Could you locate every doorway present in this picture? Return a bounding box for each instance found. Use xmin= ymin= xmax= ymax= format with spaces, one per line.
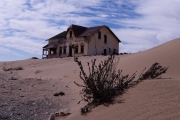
xmin=104 ymin=49 xmax=107 ymax=55
xmin=69 ymin=46 xmax=72 ymax=57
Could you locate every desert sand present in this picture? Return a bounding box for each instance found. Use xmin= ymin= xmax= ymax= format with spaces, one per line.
xmin=0 ymin=38 xmax=180 ymax=120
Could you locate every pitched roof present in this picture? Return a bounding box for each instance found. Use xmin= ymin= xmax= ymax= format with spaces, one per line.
xmin=47 ymin=31 xmax=67 ymax=40
xmin=43 ymin=44 xmax=48 ymax=48
xmin=79 ymin=25 xmax=104 ymax=36
xmin=43 ymin=44 xmax=57 ymax=49
xmin=79 ymin=25 xmax=121 ymax=42
xmin=46 ymin=24 xmax=121 ymax=42
xmin=67 ymin=24 xmax=87 ymax=37
xmin=47 ymin=44 xmax=57 ymax=48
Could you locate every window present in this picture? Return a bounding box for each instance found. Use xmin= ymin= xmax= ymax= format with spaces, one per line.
xmin=59 ymin=47 xmax=62 ymax=54
xmin=70 ymin=31 xmax=72 ymax=38
xmin=51 ymin=50 xmax=54 ymax=55
xmin=50 ymin=49 xmax=56 ymax=54
xmin=104 ymin=49 xmax=107 ymax=55
xmin=81 ymin=45 xmax=84 ymax=53
xmin=104 ymin=35 xmax=107 ymax=43
xmin=63 ymin=46 xmax=66 ymax=54
xmin=109 ymin=48 xmax=111 ymax=53
xmin=98 ymin=31 xmax=101 ymax=39
xmin=43 ymin=50 xmax=47 ymax=55
xmin=113 ymin=49 xmax=116 ymax=54
xmin=75 ymin=45 xmax=78 ymax=53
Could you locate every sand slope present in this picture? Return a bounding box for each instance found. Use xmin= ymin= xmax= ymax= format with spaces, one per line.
xmin=0 ymin=38 xmax=180 ymax=120
xmin=67 ymin=79 xmax=180 ymax=120
xmin=64 ymin=38 xmax=180 ymax=120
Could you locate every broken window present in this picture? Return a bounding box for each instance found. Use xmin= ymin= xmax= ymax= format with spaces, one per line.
xmin=63 ymin=46 xmax=66 ymax=54
xmin=81 ymin=45 xmax=84 ymax=53
xmin=59 ymin=47 xmax=62 ymax=54
xmin=113 ymin=49 xmax=116 ymax=54
xmin=98 ymin=31 xmax=101 ymax=39
xmin=104 ymin=35 xmax=107 ymax=43
xmin=50 ymin=48 xmax=56 ymax=55
xmin=70 ymin=31 xmax=72 ymax=38
xmin=75 ymin=45 xmax=78 ymax=53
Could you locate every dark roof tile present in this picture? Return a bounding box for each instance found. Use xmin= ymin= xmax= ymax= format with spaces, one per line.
xmin=47 ymin=31 xmax=67 ymax=40
xmin=79 ymin=25 xmax=104 ymax=36
xmin=68 ymin=24 xmax=87 ymax=37
xmin=46 ymin=24 xmax=120 ymax=42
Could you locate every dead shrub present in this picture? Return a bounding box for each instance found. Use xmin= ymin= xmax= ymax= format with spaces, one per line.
xmin=31 ymin=57 xmax=38 ymax=59
xmin=74 ymin=55 xmax=169 ymax=115
xmin=74 ymin=55 xmax=136 ymax=114
xmin=138 ymin=62 xmax=169 ymax=81
xmin=35 ymin=70 xmax=42 ymax=74
xmin=9 ymin=77 xmax=18 ymax=80
xmin=2 ymin=66 xmax=23 ymax=71
xmin=54 ymin=92 xmax=65 ymax=96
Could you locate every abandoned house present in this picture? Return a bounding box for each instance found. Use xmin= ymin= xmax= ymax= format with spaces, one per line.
xmin=42 ymin=24 xmax=121 ymax=58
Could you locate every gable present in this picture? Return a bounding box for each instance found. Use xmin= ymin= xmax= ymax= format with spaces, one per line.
xmin=104 ymin=26 xmax=121 ymax=43
xmin=67 ymin=24 xmax=87 ymax=37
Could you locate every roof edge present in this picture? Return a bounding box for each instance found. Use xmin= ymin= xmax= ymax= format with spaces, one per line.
xmin=104 ymin=26 xmax=121 ymax=42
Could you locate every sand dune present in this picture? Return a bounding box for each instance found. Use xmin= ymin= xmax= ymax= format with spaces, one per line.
xmin=117 ymin=38 xmax=180 ymax=78
xmin=0 ymin=38 xmax=180 ymax=120
xmin=66 ymin=79 xmax=180 ymax=120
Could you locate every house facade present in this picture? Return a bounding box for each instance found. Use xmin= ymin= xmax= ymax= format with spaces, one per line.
xmin=42 ymin=24 xmax=121 ymax=58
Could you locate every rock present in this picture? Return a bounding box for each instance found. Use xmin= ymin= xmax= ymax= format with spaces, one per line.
xmin=0 ymin=115 xmax=9 ymax=119
xmin=59 ymin=108 xmax=72 ymax=117
xmin=54 ymin=92 xmax=65 ymax=96
xmin=48 ymin=113 xmax=55 ymax=120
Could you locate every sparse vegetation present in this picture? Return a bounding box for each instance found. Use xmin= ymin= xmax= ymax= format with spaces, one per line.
xmin=31 ymin=57 xmax=38 ymax=59
xmin=138 ymin=62 xmax=169 ymax=81
xmin=74 ymin=55 xmax=136 ymax=114
xmin=35 ymin=70 xmax=42 ymax=74
xmin=3 ymin=66 xmax=23 ymax=71
xmin=54 ymin=92 xmax=65 ymax=96
xmin=9 ymin=77 xmax=18 ymax=80
xmin=74 ymin=55 xmax=169 ymax=115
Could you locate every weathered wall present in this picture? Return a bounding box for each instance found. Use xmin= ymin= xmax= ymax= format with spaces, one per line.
xmin=57 ymin=28 xmax=88 ymax=57
xmin=87 ymin=27 xmax=119 ymax=55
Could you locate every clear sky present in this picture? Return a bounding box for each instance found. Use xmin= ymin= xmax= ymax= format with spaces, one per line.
xmin=0 ymin=0 xmax=180 ymax=61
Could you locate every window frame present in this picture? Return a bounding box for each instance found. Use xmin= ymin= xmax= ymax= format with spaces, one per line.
xmin=75 ymin=45 xmax=78 ymax=53
xmin=50 ymin=48 xmax=56 ymax=55
xmin=63 ymin=46 xmax=66 ymax=54
xmin=113 ymin=49 xmax=116 ymax=54
xmin=98 ymin=31 xmax=101 ymax=39
xmin=59 ymin=47 xmax=62 ymax=54
xmin=70 ymin=31 xmax=72 ymax=38
xmin=104 ymin=35 xmax=107 ymax=44
xmin=81 ymin=45 xmax=84 ymax=53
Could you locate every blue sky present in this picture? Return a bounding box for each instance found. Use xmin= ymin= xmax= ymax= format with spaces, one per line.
xmin=0 ymin=0 xmax=180 ymax=61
